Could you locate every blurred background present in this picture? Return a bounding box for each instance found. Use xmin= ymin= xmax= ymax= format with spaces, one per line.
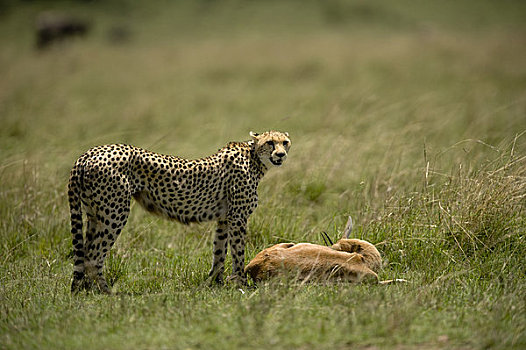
xmin=1 ymin=0 xmax=525 ymax=234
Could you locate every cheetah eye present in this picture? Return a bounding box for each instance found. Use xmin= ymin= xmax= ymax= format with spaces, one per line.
xmin=266 ymin=140 xmax=274 ymax=147
xmin=283 ymin=140 xmax=289 ymax=146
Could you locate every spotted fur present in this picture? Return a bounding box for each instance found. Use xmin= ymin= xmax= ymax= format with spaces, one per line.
xmin=68 ymin=131 xmax=291 ymax=293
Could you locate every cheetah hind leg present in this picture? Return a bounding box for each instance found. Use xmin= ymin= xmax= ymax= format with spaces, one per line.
xmin=72 ymin=267 xmax=114 ymax=294
xmin=71 ymin=212 xmax=94 ymax=293
xmin=71 ymin=210 xmax=100 ymax=293
xmin=84 ymin=228 xmax=124 ymax=295
xmin=83 ymin=223 xmax=126 ymax=294
xmin=84 ymin=260 xmax=112 ymax=294
xmin=71 ymin=271 xmax=86 ymax=293
xmin=71 ymin=263 xmax=100 ymax=293
xmin=85 ymin=193 xmax=130 ymax=294
xmin=71 ymin=271 xmax=96 ymax=293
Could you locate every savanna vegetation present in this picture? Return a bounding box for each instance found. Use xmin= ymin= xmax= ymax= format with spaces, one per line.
xmin=1 ymin=0 xmax=525 ymax=349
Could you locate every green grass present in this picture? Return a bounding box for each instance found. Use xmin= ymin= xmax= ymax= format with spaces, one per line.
xmin=1 ymin=0 xmax=525 ymax=349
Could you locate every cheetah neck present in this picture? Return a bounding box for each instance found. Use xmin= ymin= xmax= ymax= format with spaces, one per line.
xmin=249 ymin=140 xmax=267 ymax=179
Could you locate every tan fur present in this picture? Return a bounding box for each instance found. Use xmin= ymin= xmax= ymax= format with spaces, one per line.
xmin=245 ymin=238 xmax=382 ymax=284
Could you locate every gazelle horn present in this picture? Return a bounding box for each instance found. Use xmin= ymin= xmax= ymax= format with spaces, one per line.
xmin=343 ymin=216 xmax=353 ymax=238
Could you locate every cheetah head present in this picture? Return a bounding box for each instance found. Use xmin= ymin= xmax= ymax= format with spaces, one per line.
xmin=250 ymin=130 xmax=291 ymax=169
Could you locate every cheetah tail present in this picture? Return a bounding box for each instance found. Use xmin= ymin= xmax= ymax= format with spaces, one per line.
xmin=68 ymin=170 xmax=85 ymax=292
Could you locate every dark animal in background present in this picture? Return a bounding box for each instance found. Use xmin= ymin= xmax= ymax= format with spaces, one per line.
xmin=35 ymin=12 xmax=89 ymax=49
xmin=106 ymin=25 xmax=132 ymax=44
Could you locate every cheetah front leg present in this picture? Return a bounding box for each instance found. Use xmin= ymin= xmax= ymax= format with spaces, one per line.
xmin=208 ymin=220 xmax=228 ymax=284
xmin=227 ymin=217 xmax=248 ymax=286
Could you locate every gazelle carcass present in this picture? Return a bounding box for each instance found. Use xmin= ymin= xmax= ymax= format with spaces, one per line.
xmin=245 ymin=217 xmax=405 ymax=285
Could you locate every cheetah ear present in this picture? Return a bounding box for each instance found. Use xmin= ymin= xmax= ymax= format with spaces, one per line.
xmin=284 ymin=132 xmax=289 ymax=137
xmin=249 ymin=131 xmax=260 ymax=139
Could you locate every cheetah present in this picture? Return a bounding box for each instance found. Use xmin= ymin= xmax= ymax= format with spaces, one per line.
xmin=68 ymin=131 xmax=291 ymax=293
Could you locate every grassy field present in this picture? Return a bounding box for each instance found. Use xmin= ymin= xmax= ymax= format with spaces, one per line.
xmin=1 ymin=0 xmax=525 ymax=349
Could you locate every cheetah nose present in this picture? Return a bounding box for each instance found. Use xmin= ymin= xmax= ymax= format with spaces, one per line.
xmin=276 ymin=152 xmax=286 ymax=158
